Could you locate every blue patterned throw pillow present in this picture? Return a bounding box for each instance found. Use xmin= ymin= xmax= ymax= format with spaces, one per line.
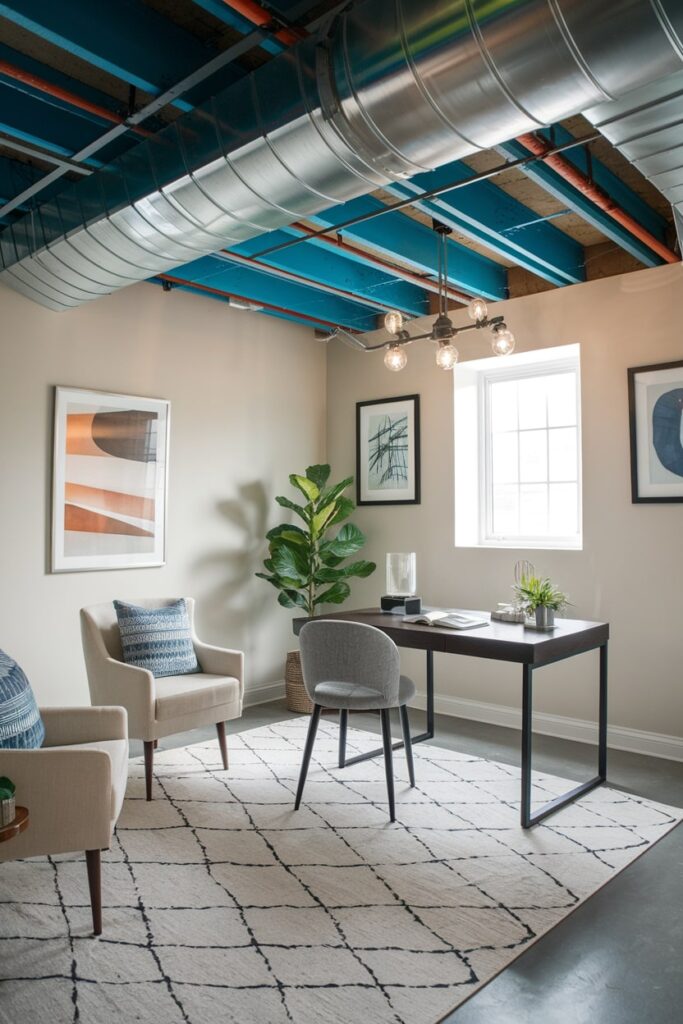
xmin=0 ymin=650 xmax=45 ymax=749
xmin=114 ymin=600 xmax=200 ymax=678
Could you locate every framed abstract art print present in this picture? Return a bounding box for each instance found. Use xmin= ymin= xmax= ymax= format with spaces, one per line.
xmin=51 ymin=387 xmax=170 ymax=571
xmin=356 ymin=394 xmax=420 ymax=505
xmin=627 ymin=360 xmax=683 ymax=503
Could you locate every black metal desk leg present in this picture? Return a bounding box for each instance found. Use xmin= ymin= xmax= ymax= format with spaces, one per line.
xmin=599 ymin=641 xmax=608 ymax=781
xmin=426 ymin=649 xmax=434 ymax=739
xmin=521 ymin=665 xmax=533 ymax=829
xmin=521 ymin=644 xmax=608 ymax=829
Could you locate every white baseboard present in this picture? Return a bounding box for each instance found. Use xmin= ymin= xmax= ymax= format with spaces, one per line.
xmin=244 ymin=680 xmax=285 ymax=707
xmin=410 ymin=691 xmax=683 ymax=763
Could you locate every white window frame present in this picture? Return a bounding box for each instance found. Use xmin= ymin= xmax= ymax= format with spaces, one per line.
xmin=454 ymin=345 xmax=582 ymax=551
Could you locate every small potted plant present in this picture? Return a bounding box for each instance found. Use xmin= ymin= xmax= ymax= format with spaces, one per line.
xmin=0 ymin=777 xmax=16 ymax=827
xmin=512 ymin=573 xmax=570 ymax=631
xmin=257 ymin=464 xmax=376 ymax=712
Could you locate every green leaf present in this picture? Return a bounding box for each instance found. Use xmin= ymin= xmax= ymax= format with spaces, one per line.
xmin=318 ymin=547 xmax=345 ymax=568
xmin=305 ymin=464 xmax=331 ymax=490
xmin=311 ymin=502 xmax=336 ymax=537
xmin=277 ymin=590 xmax=308 ymax=610
xmin=275 ymin=495 xmax=309 ymax=522
xmin=326 ymin=496 xmax=355 ymax=528
xmin=314 ymin=581 xmax=351 ymax=605
xmin=0 ymin=776 xmax=15 ymax=799
xmin=315 ymin=559 xmax=375 ymax=583
xmin=325 ymin=522 xmax=365 ymax=558
xmin=289 ymin=474 xmax=319 ymax=503
xmin=255 ymin=572 xmax=284 ymax=590
xmin=266 ymin=524 xmax=309 ymax=546
xmin=317 ymin=477 xmax=353 ymax=511
xmin=271 ymin=544 xmax=308 ymax=583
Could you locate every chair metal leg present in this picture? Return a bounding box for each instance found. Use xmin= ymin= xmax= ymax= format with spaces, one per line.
xmin=338 ymin=709 xmax=348 ymax=768
xmin=143 ymin=740 xmax=154 ymax=801
xmin=380 ymin=709 xmax=396 ymax=823
xmin=216 ymin=721 xmax=228 ymax=770
xmin=399 ymin=704 xmax=415 ymax=787
xmin=85 ymin=849 xmax=102 ymax=935
xmin=295 ymin=705 xmax=322 ymax=810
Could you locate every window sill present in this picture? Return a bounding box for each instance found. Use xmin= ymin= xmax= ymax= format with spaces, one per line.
xmin=456 ymin=538 xmax=583 ymax=551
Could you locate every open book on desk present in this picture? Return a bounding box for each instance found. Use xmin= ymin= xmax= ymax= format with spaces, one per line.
xmin=403 ymin=609 xmax=490 ymax=630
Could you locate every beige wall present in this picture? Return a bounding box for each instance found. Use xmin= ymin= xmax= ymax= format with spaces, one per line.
xmin=0 ymin=281 xmax=326 ymax=706
xmin=327 ymin=263 xmax=683 ymax=743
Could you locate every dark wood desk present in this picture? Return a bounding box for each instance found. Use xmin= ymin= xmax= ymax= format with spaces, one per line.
xmin=294 ymin=609 xmax=609 ymax=828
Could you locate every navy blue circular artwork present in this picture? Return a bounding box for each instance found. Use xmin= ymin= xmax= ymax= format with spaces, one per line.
xmin=652 ymin=388 xmax=683 ymax=477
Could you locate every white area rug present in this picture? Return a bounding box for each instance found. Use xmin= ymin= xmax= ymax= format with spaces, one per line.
xmin=0 ymin=718 xmax=680 ymax=1024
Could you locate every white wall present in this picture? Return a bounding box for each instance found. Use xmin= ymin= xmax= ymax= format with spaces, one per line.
xmin=0 ymin=281 xmax=326 ymax=705
xmin=326 ymin=263 xmax=683 ymax=748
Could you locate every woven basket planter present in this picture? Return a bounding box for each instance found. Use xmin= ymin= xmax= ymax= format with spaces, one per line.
xmin=285 ymin=650 xmax=314 ymax=714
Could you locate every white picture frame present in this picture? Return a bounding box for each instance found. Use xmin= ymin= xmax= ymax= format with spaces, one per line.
xmin=51 ymin=386 xmax=170 ymax=572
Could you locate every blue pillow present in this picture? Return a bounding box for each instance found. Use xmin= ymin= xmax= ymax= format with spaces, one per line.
xmin=114 ymin=600 xmax=200 ymax=678
xmin=0 ymin=650 xmax=45 ymax=749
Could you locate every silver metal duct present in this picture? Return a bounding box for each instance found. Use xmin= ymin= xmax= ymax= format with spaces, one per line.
xmin=2 ymin=0 xmax=682 ymax=311
xmin=585 ymin=69 xmax=683 ymax=252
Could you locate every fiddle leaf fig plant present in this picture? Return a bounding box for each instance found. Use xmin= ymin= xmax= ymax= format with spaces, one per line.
xmin=256 ymin=464 xmax=376 ymax=615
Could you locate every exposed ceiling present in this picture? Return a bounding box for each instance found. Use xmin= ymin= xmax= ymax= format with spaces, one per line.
xmin=0 ymin=0 xmax=680 ymax=334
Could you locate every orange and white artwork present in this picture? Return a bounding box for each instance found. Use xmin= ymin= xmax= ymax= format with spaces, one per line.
xmin=52 ymin=387 xmax=169 ymax=571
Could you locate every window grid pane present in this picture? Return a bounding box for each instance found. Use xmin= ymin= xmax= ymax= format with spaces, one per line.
xmin=485 ymin=365 xmax=580 ymax=543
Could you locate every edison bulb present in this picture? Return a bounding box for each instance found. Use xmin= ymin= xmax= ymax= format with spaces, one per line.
xmin=384 ymin=310 xmax=404 ymax=335
xmin=468 ymin=297 xmax=488 ymax=323
xmin=384 ymin=343 xmax=407 ymax=371
xmin=492 ymin=326 xmax=515 ymax=356
xmin=436 ymin=342 xmax=458 ymax=370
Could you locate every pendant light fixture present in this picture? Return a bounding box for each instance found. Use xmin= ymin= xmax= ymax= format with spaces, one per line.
xmin=380 ymin=221 xmax=515 ymax=372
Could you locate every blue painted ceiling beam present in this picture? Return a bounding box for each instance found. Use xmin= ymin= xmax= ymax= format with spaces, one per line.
xmin=171 ymin=255 xmax=380 ymax=331
xmin=384 ymin=162 xmax=585 ymax=287
xmin=307 ymin=196 xmax=507 ymax=301
xmin=497 ymin=131 xmax=669 ymax=267
xmin=0 ymin=87 xmax=105 ymax=166
xmin=0 ymin=0 xmax=242 ymax=113
xmin=191 ymin=0 xmax=281 ymax=55
xmin=227 ymin=231 xmax=429 ymax=316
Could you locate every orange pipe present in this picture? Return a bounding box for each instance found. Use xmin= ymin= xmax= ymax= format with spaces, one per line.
xmin=0 ymin=60 xmax=151 ymax=137
xmin=158 ymin=274 xmax=358 ymax=331
xmin=516 ymin=132 xmax=678 ymax=265
xmin=220 ymin=0 xmax=306 ymax=47
xmin=290 ymin=221 xmax=470 ymax=305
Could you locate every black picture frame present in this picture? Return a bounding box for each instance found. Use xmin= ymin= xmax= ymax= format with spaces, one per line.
xmin=627 ymin=359 xmax=683 ymax=504
xmin=356 ymin=394 xmax=421 ymax=506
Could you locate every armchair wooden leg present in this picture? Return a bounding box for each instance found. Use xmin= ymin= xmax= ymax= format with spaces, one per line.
xmin=85 ymin=849 xmax=102 ymax=936
xmin=143 ymin=741 xmax=154 ymax=801
xmin=380 ymin=709 xmax=396 ymax=823
xmin=216 ymin=722 xmax=228 ymax=770
xmin=295 ymin=704 xmax=321 ymax=810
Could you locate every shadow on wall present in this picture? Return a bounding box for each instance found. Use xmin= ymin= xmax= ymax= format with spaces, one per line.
xmin=192 ymin=480 xmax=274 ymax=655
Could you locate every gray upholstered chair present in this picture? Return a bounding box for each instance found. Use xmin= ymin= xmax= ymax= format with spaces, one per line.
xmin=0 ymin=706 xmax=128 ymax=935
xmin=294 ymin=619 xmax=416 ymax=822
xmin=80 ymin=599 xmax=243 ymax=801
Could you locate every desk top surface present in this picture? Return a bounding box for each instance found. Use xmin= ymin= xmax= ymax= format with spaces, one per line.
xmin=293 ymin=609 xmax=609 ymax=666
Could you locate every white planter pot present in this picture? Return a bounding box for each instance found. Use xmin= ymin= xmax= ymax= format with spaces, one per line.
xmin=0 ymin=796 xmax=16 ymax=827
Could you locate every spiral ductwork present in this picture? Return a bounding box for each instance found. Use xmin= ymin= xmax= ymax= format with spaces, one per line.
xmin=1 ymin=0 xmax=682 ymax=311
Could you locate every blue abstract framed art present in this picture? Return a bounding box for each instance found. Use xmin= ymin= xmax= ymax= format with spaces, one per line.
xmin=356 ymin=394 xmax=420 ymax=505
xmin=628 ymin=360 xmax=683 ymax=503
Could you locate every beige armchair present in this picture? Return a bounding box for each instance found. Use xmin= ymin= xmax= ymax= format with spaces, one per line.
xmin=80 ymin=598 xmax=244 ymax=801
xmin=0 ymin=705 xmax=128 ymax=935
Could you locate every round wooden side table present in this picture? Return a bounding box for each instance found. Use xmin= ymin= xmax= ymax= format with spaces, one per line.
xmin=0 ymin=807 xmax=29 ymax=843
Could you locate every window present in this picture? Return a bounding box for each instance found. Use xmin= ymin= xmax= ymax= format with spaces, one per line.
xmin=455 ymin=345 xmax=582 ymax=549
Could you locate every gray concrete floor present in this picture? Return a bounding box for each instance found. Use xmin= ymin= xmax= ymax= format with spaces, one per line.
xmin=132 ymin=701 xmax=683 ymax=1024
